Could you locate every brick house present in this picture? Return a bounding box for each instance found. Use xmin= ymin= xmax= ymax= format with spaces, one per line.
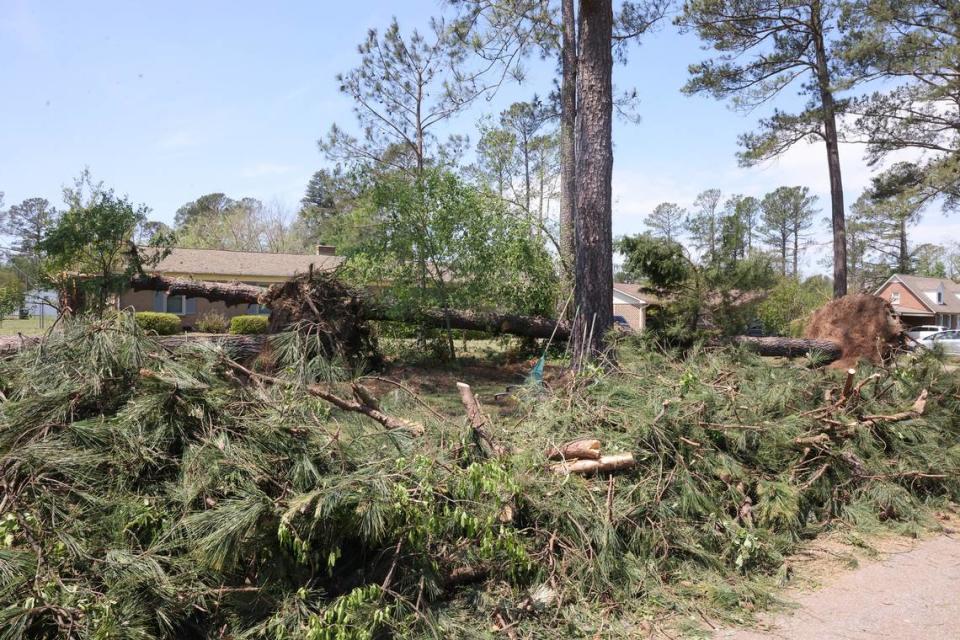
xmin=874 ymin=274 xmax=960 ymax=329
xmin=613 ymin=283 xmax=655 ymax=331
xmin=118 ymin=246 xmax=342 ymax=330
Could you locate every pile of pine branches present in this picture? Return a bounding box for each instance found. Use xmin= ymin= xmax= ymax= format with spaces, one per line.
xmin=0 ymin=316 xmax=957 ymax=638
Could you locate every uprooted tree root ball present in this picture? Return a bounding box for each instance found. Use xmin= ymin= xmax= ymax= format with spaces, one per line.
xmin=0 ymin=316 xmax=957 ymax=638
xmin=804 ymin=293 xmax=904 ymax=369
xmin=259 ymin=270 xmax=382 ymax=369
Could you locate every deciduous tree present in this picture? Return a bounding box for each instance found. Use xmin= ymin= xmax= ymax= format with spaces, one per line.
xmin=42 ymin=189 xmax=160 ymax=314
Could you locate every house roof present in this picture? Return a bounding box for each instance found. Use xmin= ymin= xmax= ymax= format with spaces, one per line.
xmin=144 ymin=247 xmax=343 ymax=280
xmin=880 ymin=274 xmax=960 ymax=314
xmin=613 ymin=283 xmax=660 ymax=305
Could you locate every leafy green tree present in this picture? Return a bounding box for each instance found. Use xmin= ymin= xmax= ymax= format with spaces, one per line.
xmin=472 ymin=98 xmax=560 ymax=241
xmin=644 ymin=202 xmax=686 ymax=243
xmin=0 ymin=197 xmax=59 ymax=286
xmin=176 ymin=197 xmax=303 ymax=253
xmin=756 ymin=276 xmax=831 ymax=336
xmin=174 ymin=193 xmax=235 ymax=228
xmin=134 ymin=220 xmax=174 ymax=245
xmin=680 ymin=0 xmax=851 ymax=297
xmin=618 ymin=232 xmax=776 ymax=339
xmin=760 ymin=187 xmax=817 ymax=277
xmin=41 ymin=189 xmax=163 ymax=314
xmin=0 ymin=283 xmax=25 ymax=325
xmin=299 ymin=166 xmax=370 ymax=248
xmin=342 ymin=169 xmax=557 ymax=358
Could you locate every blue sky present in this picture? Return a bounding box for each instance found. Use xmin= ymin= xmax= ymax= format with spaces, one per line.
xmin=2 ymin=0 xmax=956 ymax=274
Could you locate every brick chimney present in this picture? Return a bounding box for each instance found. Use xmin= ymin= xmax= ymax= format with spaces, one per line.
xmin=315 ymin=245 xmax=336 ymax=256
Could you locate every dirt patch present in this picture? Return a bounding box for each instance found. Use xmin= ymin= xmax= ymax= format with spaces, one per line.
xmin=711 ymin=510 xmax=960 ymax=640
xmin=804 ymin=294 xmax=903 ymax=368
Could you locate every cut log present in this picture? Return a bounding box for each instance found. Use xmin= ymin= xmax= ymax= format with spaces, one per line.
xmin=550 ymin=453 xmax=635 ymax=475
xmin=456 ymin=382 xmax=507 ymax=456
xmin=545 ymin=439 xmax=602 ymax=461
xmin=731 ymin=336 xmax=842 ymax=363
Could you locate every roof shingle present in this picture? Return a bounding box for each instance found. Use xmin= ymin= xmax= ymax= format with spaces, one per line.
xmin=144 ymin=247 xmax=343 ymax=280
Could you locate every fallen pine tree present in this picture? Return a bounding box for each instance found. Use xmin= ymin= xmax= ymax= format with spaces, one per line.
xmin=0 ymin=314 xmax=956 ymax=638
xmin=128 ymin=273 xmax=846 ymax=363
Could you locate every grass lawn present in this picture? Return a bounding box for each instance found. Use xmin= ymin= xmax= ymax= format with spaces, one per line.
xmin=0 ymin=316 xmax=56 ymax=336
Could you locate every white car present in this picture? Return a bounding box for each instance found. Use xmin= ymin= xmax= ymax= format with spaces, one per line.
xmin=906 ymin=325 xmax=947 ymax=342
xmin=919 ymin=331 xmax=960 ymax=356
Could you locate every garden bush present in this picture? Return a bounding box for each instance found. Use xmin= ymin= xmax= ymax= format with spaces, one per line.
xmin=195 ymin=310 xmax=228 ymax=334
xmin=134 ymin=311 xmax=182 ymax=335
xmin=229 ymin=314 xmax=268 ymax=335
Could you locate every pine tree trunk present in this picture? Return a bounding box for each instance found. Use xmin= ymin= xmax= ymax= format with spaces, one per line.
xmin=898 ymin=217 xmax=909 ymax=272
xmin=571 ymin=0 xmax=614 ymax=367
xmin=793 ymin=226 xmax=799 ymax=277
xmin=559 ymin=0 xmax=577 ymax=284
xmin=812 ymin=2 xmax=847 ymax=298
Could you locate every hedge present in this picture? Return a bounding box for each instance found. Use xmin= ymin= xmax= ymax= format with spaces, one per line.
xmin=196 ymin=311 xmax=229 ymax=334
xmin=135 ymin=312 xmax=182 ymax=335
xmin=229 ymin=315 xmax=269 ymax=335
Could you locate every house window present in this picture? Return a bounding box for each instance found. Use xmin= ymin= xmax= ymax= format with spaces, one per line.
xmin=152 ymin=292 xmax=197 ymax=316
xmin=166 ymin=295 xmax=185 ymax=315
xmin=890 ymin=291 xmax=901 ymax=305
xmin=247 ymin=303 xmax=271 ymax=316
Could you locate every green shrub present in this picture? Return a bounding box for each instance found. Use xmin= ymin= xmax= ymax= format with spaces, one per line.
xmin=135 ymin=311 xmax=182 ymax=335
xmin=229 ymin=314 xmax=268 ymax=335
xmin=196 ymin=311 xmax=228 ymax=334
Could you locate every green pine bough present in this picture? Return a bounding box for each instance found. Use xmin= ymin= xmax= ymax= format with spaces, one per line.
xmin=0 ymin=314 xmax=956 ymax=638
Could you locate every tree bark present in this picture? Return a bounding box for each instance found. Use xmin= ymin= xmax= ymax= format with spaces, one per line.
xmin=571 ymin=0 xmax=615 ymax=367
xmin=731 ymin=336 xmax=842 ymax=362
xmin=812 ymin=1 xmax=847 ymax=298
xmin=550 ymin=452 xmax=635 ymax=475
xmin=129 ymin=275 xmax=571 ymax=340
xmin=559 ymin=0 xmax=577 ymax=284
xmin=130 ymin=276 xmax=264 ymax=306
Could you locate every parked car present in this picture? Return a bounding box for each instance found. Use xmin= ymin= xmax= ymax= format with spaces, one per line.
xmin=919 ymin=331 xmax=960 ymax=356
xmin=905 ymin=325 xmax=947 ymax=345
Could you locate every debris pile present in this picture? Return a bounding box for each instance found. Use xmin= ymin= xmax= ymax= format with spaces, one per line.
xmin=0 ymin=316 xmax=957 ymax=638
xmin=804 ymin=293 xmax=903 ymax=368
xmin=259 ymin=270 xmax=382 ymax=367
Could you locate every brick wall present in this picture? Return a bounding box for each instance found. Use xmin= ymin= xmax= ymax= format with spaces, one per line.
xmin=613 ymin=303 xmax=645 ymax=331
xmin=877 ymin=281 xmax=928 ymax=311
